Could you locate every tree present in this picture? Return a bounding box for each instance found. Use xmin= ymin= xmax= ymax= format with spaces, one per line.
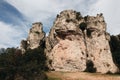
xmin=0 ymin=47 xmax=48 ymax=80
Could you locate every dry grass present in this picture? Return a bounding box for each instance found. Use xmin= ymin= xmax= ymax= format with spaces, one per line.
xmin=46 ymin=71 xmax=120 ymax=80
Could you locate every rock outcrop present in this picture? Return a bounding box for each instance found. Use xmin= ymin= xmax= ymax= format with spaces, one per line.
xmin=20 ymin=22 xmax=45 ymax=53
xmin=45 ymin=10 xmax=87 ymax=71
xmin=84 ymin=14 xmax=117 ymax=73
xmin=45 ymin=10 xmax=118 ymax=73
xmin=20 ymin=10 xmax=119 ymax=74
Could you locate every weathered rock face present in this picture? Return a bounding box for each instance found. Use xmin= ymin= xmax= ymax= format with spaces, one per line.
xmin=19 ymin=10 xmax=119 ymax=73
xmin=45 ymin=10 xmax=87 ymax=71
xmin=84 ymin=14 xmax=118 ymax=73
xmin=20 ymin=22 xmax=45 ymax=53
xmin=27 ymin=22 xmax=45 ymax=49
xmin=45 ymin=10 xmax=118 ymax=73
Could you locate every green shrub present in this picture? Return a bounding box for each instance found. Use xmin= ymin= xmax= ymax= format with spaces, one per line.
xmin=0 ymin=47 xmax=48 ymax=80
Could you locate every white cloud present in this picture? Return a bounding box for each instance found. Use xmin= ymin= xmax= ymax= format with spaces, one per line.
xmin=0 ymin=21 xmax=25 ymax=48
xmin=88 ymin=0 xmax=120 ymax=35
xmin=5 ymin=0 xmax=97 ymax=34
xmin=5 ymin=0 xmax=95 ymax=23
xmin=5 ymin=0 xmax=61 ymax=22
xmin=2 ymin=0 xmax=120 ymax=48
xmin=5 ymin=0 xmax=120 ymax=35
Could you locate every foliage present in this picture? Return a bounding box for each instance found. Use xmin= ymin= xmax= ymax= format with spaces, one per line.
xmin=0 ymin=47 xmax=48 ymax=80
xmin=0 ymin=48 xmax=6 ymax=54
xmin=110 ymin=35 xmax=120 ymax=69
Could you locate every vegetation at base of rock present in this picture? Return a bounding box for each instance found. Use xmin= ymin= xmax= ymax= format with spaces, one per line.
xmin=0 ymin=47 xmax=48 ymax=80
xmin=110 ymin=34 xmax=120 ymax=69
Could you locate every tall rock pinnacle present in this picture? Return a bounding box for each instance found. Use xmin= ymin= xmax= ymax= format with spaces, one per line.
xmin=20 ymin=22 xmax=45 ymax=53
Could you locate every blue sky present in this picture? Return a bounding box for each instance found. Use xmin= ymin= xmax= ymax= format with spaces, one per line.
xmin=0 ymin=0 xmax=120 ymax=48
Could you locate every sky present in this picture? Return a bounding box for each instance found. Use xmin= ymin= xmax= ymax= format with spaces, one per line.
xmin=0 ymin=0 xmax=120 ymax=48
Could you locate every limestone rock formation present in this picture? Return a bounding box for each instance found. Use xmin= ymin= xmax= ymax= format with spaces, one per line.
xmin=20 ymin=22 xmax=45 ymax=53
xmin=84 ymin=14 xmax=117 ymax=73
xmin=45 ymin=10 xmax=87 ymax=71
xmin=45 ymin=10 xmax=118 ymax=73
xmin=19 ymin=10 xmax=119 ymax=74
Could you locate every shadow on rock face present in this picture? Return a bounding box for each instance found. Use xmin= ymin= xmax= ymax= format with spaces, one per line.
xmin=85 ymin=60 xmax=96 ymax=73
xmin=79 ymin=22 xmax=87 ymax=31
